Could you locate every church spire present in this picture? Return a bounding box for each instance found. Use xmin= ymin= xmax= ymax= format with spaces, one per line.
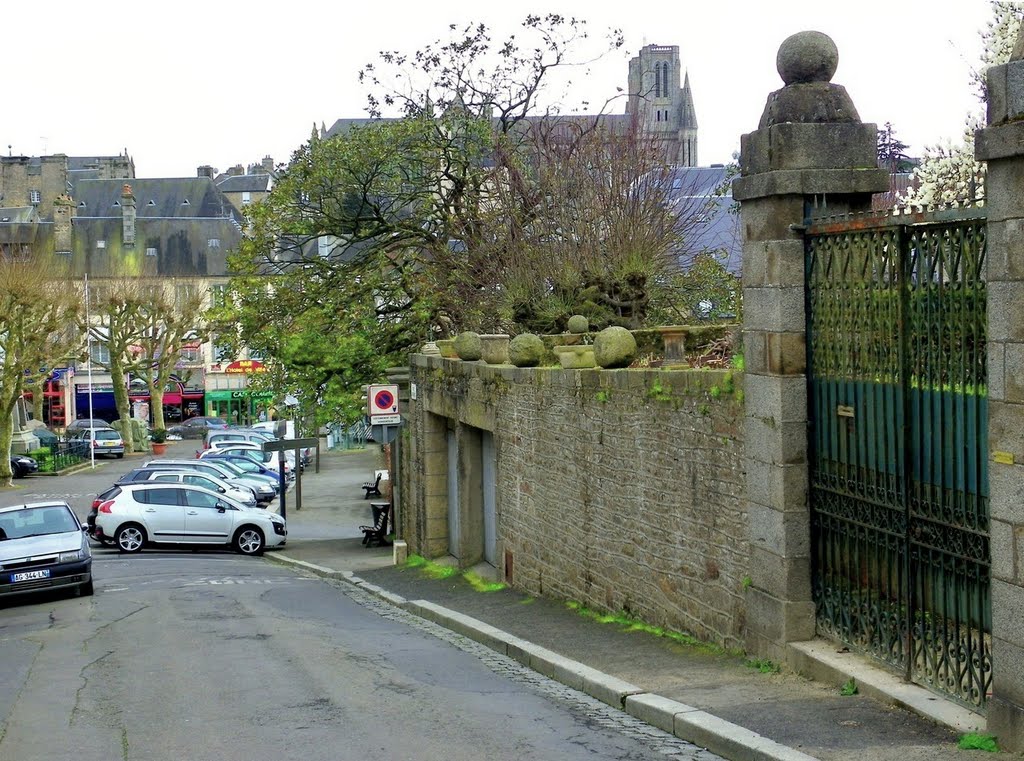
xmin=680 ymin=70 xmax=698 ymax=130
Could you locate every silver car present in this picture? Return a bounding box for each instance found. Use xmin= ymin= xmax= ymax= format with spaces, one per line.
xmin=94 ymin=483 xmax=286 ymax=555
xmin=131 ymin=469 xmax=258 ymax=507
xmin=0 ymin=502 xmax=93 ymax=599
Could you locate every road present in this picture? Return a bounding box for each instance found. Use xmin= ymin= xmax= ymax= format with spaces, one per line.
xmin=0 ymin=451 xmax=721 ymax=761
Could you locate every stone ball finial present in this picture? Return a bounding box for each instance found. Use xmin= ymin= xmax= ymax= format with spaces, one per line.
xmin=777 ymin=31 xmax=838 ymax=85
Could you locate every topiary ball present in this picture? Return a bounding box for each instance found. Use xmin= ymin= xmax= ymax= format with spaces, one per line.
xmin=509 ymin=333 xmax=545 ymax=367
xmin=594 ymin=326 xmax=638 ymax=368
xmin=453 ymin=331 xmax=482 ymax=361
xmin=567 ymin=314 xmax=589 ymax=334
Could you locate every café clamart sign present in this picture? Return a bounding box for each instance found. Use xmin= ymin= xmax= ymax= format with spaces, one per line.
xmin=223 ymin=360 xmax=267 ymax=375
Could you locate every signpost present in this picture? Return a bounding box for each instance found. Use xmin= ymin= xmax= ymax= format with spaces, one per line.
xmin=261 ymin=437 xmax=319 ymax=520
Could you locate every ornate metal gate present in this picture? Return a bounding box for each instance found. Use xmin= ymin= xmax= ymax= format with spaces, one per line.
xmin=805 ymin=205 xmax=991 ymax=710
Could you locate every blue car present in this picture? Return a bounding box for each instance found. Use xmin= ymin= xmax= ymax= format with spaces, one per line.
xmin=201 ymin=453 xmax=285 ymax=486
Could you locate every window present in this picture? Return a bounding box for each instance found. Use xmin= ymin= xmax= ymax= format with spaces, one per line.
xmin=656 ymin=111 xmax=661 ymax=122
xmin=145 ymin=247 xmax=158 ymax=257
xmin=242 ymin=192 xmax=251 ymax=205
xmin=180 ymin=346 xmax=202 ymax=364
xmin=210 ymin=285 xmax=228 ymax=308
xmin=183 ymin=489 xmax=220 ymax=508
xmin=138 ymin=488 xmax=182 ymax=505
xmin=208 ymin=238 xmax=220 ymax=248
xmin=213 ymin=337 xmax=233 ymax=363
xmin=89 ymin=342 xmax=111 ymax=367
xmin=96 ymin=240 xmax=106 ymax=249
xmin=29 ymin=190 xmax=41 ymax=205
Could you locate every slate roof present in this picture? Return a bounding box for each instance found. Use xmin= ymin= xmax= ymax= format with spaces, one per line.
xmin=72 ymin=177 xmax=243 ymax=224
xmin=217 ymin=174 xmax=272 ymax=193
xmin=664 ymin=165 xmax=740 ymax=275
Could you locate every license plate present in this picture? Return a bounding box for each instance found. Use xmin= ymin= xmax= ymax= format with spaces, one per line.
xmin=11 ymin=569 xmax=50 ymax=582
xmin=101 ymin=441 xmax=115 ymax=447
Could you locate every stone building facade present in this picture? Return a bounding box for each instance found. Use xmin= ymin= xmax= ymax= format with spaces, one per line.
xmin=401 ymin=359 xmax=747 ymax=648
xmin=395 ymin=30 xmax=1024 ymax=752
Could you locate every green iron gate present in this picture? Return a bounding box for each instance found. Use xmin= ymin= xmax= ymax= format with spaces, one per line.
xmin=805 ymin=205 xmax=991 ymax=710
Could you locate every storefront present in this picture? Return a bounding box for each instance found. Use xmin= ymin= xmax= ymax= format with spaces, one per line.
xmin=128 ymin=377 xmax=206 ymax=423
xmin=205 ymin=389 xmax=274 ymax=426
xmin=24 ymin=367 xmax=75 ymax=428
xmin=73 ymin=382 xmax=117 ymax=423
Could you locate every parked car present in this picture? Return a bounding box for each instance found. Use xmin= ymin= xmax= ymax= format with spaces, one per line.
xmin=200 ymin=452 xmax=289 ymax=486
xmin=202 ymin=444 xmax=293 ymax=479
xmin=204 ymin=429 xmax=275 ymax=451
xmin=127 ymin=469 xmax=257 ymax=506
xmin=167 ymin=416 xmax=228 ymax=440
xmin=92 ymin=483 xmax=286 ymax=555
xmin=0 ymin=501 xmax=93 ymax=599
xmin=10 ymin=454 xmax=39 ymax=479
xmin=142 ymin=459 xmax=278 ymax=501
xmin=68 ymin=427 xmax=125 ymax=458
xmin=66 ymin=418 xmax=113 ymax=433
xmin=248 ymin=421 xmax=314 ymax=466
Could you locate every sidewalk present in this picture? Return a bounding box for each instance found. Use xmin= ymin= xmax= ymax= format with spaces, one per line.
xmin=265 ymin=446 xmax=996 ymax=761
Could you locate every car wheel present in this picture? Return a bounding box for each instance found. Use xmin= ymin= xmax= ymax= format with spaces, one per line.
xmin=116 ymin=453 xmax=124 ymax=459
xmin=79 ymin=579 xmax=94 ymax=596
xmin=234 ymin=526 xmax=265 ymax=556
xmin=11 ymin=463 xmax=24 ymax=478
xmin=116 ymin=523 xmax=146 ymax=553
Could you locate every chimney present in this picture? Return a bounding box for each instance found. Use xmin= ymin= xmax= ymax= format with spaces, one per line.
xmin=197 ymin=165 xmax=217 ymax=178
xmin=261 ymin=155 xmax=274 ymax=173
xmin=228 ymin=164 xmax=244 ymax=177
xmin=53 ymin=193 xmax=76 ymax=254
xmin=121 ymin=183 xmax=136 ymax=246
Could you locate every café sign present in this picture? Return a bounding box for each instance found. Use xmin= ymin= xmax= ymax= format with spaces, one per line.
xmin=223 ymin=360 xmax=267 ymax=374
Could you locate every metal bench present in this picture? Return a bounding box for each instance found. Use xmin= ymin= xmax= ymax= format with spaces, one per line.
xmin=361 ymin=472 xmax=382 ymax=499
xmin=360 ymin=502 xmax=391 ymax=547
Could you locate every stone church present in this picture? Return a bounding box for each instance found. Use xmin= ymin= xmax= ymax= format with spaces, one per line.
xmin=323 ymin=43 xmax=699 ymax=167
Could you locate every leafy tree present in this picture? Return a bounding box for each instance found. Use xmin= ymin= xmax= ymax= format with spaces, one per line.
xmin=0 ymin=260 xmax=81 ymax=486
xmin=131 ymin=284 xmax=206 ymax=432
xmin=85 ymin=277 xmax=151 ymax=453
xmin=902 ymin=1 xmax=1023 ymax=205
xmin=877 ymin=122 xmax=913 ymax=173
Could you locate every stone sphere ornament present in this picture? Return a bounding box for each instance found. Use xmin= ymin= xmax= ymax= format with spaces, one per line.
xmin=453 ymin=331 xmax=482 ymax=361
xmin=594 ymin=326 xmax=638 ymax=369
xmin=567 ymin=314 xmax=589 ymax=334
xmin=776 ymin=30 xmax=839 ymax=85
xmin=509 ymin=333 xmax=545 ymax=367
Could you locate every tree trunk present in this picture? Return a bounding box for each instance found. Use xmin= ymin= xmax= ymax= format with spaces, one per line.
xmin=30 ymin=377 xmax=44 ymax=424
xmin=109 ymin=357 xmax=135 ymax=454
xmin=0 ymin=406 xmax=15 ymax=487
xmin=149 ymin=382 xmax=166 ymax=431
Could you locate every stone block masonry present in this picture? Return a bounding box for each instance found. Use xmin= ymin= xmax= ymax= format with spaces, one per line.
xmin=403 ymin=356 xmax=748 ymax=650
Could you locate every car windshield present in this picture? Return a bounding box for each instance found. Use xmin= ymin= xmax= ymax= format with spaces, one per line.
xmin=0 ymin=505 xmax=79 ymax=540
xmin=210 ymin=459 xmax=245 ymax=475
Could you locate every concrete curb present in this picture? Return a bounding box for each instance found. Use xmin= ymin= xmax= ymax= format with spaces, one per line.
xmin=268 ymin=552 xmax=823 ymax=761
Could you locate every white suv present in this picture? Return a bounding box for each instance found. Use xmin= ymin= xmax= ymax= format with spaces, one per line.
xmin=94 ymin=483 xmax=286 ymax=555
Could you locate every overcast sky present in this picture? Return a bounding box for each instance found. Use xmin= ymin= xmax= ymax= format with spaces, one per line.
xmin=5 ymin=0 xmax=993 ymax=179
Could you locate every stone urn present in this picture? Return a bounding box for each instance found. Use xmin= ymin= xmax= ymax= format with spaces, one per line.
xmin=435 ymin=339 xmax=459 ymax=359
xmin=479 ymin=334 xmax=511 ymax=365
xmin=553 ymin=344 xmax=596 ymax=369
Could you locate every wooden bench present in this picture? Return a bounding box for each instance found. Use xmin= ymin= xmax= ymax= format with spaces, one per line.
xmin=361 ymin=472 xmax=382 ymax=499
xmin=360 ymin=502 xmax=391 ymax=547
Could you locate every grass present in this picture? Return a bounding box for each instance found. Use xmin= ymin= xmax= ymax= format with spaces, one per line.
xmin=958 ymin=733 xmax=999 ymax=752
xmin=565 ymin=601 xmax=742 ymax=657
xmin=404 ymin=554 xmax=506 ymax=590
xmin=745 ymin=658 xmax=781 ymax=674
xmin=840 ymin=678 xmax=858 ymax=696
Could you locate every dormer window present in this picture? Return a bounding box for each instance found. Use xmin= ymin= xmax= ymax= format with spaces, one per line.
xmin=182 ymin=199 xmax=190 ymax=206
xmin=29 ymin=190 xmax=41 ymax=205
xmin=147 ymin=200 xmax=156 ymax=206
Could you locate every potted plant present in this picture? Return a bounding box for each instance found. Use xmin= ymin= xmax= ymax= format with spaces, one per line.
xmin=150 ymin=428 xmax=168 ymax=455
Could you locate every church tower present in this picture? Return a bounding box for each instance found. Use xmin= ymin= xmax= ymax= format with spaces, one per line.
xmin=626 ymin=45 xmax=699 ymax=166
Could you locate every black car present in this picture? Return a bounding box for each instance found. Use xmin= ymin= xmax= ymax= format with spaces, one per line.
xmin=167 ymin=416 xmax=229 ymax=440
xmin=10 ymin=454 xmax=39 ymax=479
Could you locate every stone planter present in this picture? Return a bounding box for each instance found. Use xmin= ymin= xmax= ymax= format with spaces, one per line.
xmin=479 ymin=334 xmax=510 ymax=365
xmin=554 ymin=344 xmax=596 ymax=369
xmin=436 ymin=339 xmax=458 ymax=359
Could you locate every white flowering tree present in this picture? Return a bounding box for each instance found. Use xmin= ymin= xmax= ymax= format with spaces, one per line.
xmin=901 ymin=2 xmax=1023 ymax=206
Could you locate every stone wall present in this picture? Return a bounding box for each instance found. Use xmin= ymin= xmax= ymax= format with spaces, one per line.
xmin=403 ymin=355 xmax=748 ymax=649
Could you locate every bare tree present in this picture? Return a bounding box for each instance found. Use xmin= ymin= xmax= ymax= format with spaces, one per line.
xmin=0 ymin=259 xmax=81 ymax=486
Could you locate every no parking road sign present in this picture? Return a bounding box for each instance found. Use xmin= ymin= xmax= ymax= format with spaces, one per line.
xmin=368 ymin=384 xmax=400 ymax=425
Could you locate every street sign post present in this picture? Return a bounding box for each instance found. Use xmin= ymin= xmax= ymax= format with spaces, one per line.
xmin=368 ymin=384 xmax=400 ymax=425
xmin=261 ymin=437 xmax=319 ymax=520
